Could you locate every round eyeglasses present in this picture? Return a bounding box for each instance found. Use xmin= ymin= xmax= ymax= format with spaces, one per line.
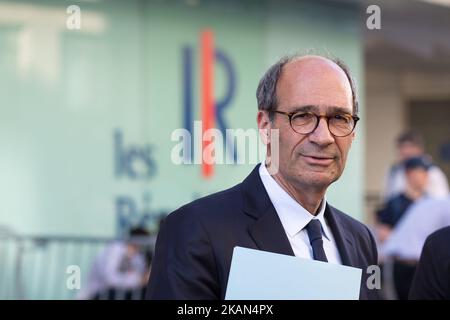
xmin=272 ymin=110 xmax=359 ymax=137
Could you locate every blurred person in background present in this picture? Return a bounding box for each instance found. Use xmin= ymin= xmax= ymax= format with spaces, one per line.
xmin=383 ymin=130 xmax=449 ymax=201
xmin=376 ymin=157 xmax=432 ymax=243
xmin=382 ymin=196 xmax=450 ymax=300
xmin=409 ymin=226 xmax=450 ymax=300
xmin=78 ymin=227 xmax=151 ymax=300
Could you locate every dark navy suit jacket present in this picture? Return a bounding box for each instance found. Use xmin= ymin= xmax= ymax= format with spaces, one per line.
xmin=409 ymin=226 xmax=450 ymax=300
xmin=146 ymin=165 xmax=379 ymax=300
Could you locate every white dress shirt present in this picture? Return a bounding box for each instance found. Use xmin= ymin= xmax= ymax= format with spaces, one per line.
xmin=259 ymin=163 xmax=342 ymax=264
xmin=382 ymin=197 xmax=450 ymax=260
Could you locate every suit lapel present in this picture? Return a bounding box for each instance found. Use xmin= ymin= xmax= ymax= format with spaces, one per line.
xmin=240 ymin=164 xmax=359 ymax=266
xmin=324 ymin=204 xmax=358 ymax=267
xmin=242 ymin=164 xmax=295 ymax=256
xmin=247 ymin=204 xmax=295 ymax=256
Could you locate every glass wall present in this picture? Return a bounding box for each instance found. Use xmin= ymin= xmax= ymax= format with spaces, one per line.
xmin=0 ymin=0 xmax=364 ymax=239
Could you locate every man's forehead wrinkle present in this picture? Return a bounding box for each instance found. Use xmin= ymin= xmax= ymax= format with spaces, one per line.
xmin=283 ymin=105 xmax=353 ymax=114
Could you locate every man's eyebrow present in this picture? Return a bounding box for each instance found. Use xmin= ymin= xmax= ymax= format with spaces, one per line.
xmin=289 ymin=105 xmax=317 ymax=113
xmin=288 ymin=105 xmax=352 ymax=114
xmin=327 ymin=106 xmax=353 ymax=115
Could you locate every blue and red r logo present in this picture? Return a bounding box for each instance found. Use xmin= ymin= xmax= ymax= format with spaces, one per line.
xmin=182 ymin=29 xmax=237 ymax=178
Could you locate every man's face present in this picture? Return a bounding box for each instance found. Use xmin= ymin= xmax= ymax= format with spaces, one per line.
xmin=406 ymin=168 xmax=429 ymax=193
xmin=268 ymin=57 xmax=355 ymax=191
xmin=398 ymin=142 xmax=423 ymax=162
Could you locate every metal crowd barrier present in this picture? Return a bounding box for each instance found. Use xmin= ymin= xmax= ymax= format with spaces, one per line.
xmin=0 ymin=228 xmax=155 ymax=300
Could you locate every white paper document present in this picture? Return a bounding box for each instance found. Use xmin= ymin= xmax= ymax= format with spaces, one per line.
xmin=225 ymin=246 xmax=362 ymax=300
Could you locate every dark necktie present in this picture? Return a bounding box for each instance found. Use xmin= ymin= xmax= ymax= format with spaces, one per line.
xmin=305 ymin=219 xmax=328 ymax=262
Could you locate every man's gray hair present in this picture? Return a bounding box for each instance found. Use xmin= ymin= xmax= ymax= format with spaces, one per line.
xmin=256 ymin=53 xmax=359 ymax=119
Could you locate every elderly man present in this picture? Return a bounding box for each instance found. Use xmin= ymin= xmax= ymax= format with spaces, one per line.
xmin=146 ymin=54 xmax=379 ymax=300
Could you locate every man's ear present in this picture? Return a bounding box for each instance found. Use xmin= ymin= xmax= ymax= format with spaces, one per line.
xmin=257 ymin=110 xmax=271 ymax=145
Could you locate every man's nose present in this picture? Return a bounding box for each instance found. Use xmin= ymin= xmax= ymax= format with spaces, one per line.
xmin=308 ymin=118 xmax=335 ymax=146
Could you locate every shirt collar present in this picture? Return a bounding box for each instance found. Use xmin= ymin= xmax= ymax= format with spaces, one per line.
xmin=259 ymin=162 xmax=331 ymax=240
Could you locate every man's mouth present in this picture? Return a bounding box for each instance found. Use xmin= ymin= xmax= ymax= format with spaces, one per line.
xmin=301 ymin=154 xmax=335 ymax=166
